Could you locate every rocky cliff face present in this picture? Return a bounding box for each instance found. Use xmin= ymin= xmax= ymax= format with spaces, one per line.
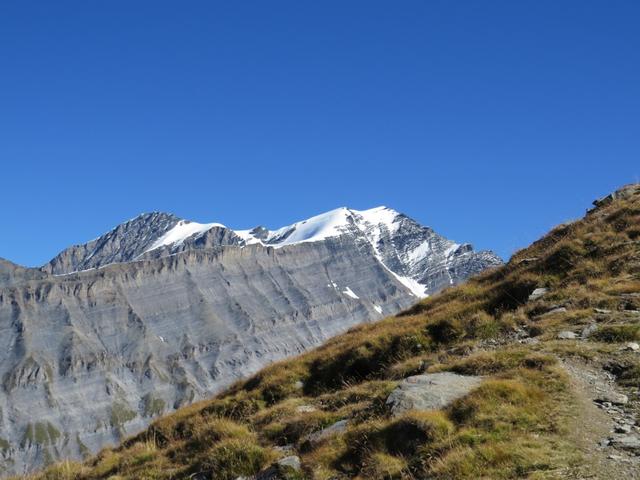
xmin=0 ymin=259 xmax=45 ymax=288
xmin=0 ymin=207 xmax=501 ymax=475
xmin=42 ymin=212 xmax=182 ymax=275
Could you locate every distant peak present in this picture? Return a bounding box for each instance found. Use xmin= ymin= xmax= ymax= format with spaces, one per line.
xmin=127 ymin=211 xmax=179 ymax=222
xmin=144 ymin=219 xmax=227 ymax=254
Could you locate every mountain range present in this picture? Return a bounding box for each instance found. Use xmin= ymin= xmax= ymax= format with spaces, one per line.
xmin=0 ymin=206 xmax=501 ymax=475
xmin=15 ymin=184 xmax=639 ymax=480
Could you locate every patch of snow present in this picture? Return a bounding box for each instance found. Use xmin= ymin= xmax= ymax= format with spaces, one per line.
xmin=372 ymin=252 xmax=428 ymax=298
xmin=234 ymin=206 xmax=402 ymax=249
xmin=373 ymin=305 xmax=383 ymax=314
xmin=65 ymin=206 xmax=434 ymax=300
xmin=145 ymin=220 xmax=225 ymax=253
xmin=353 ymin=206 xmax=401 ymax=247
xmin=443 ymin=243 xmax=461 ymax=257
xmin=406 ymin=240 xmax=432 ymax=265
xmin=342 ymin=287 xmax=359 ymax=299
xmin=234 ymin=229 xmax=263 ymax=245
xmin=356 ymin=206 xmax=400 ymax=232
xmin=390 ymin=270 xmax=429 ymax=298
xmin=266 ymin=208 xmax=353 ymax=246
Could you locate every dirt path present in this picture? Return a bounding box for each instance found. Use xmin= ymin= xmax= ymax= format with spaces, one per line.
xmin=561 ymin=358 xmax=640 ymax=479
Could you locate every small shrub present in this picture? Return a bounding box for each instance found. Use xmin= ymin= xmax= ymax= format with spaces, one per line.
xmin=387 ymin=357 xmax=428 ymax=379
xmin=607 ymin=360 xmax=640 ymax=387
xmin=426 ymin=318 xmax=465 ymax=343
xmin=34 ymin=460 xmax=86 ymax=480
xmin=591 ymin=324 xmax=640 ymax=343
xmin=538 ymin=241 xmax=587 ymax=276
xmin=427 ymin=439 xmax=558 ymax=479
xmin=438 ymin=350 xmax=556 ymax=376
xmin=305 ymin=332 xmax=426 ymax=393
xmin=448 ymin=379 xmax=545 ymax=434
xmin=317 ymin=381 xmax=397 ymax=412
xmin=360 ymin=452 xmax=407 ymax=479
xmin=485 ymin=276 xmax=540 ymax=315
xmin=466 ymin=312 xmax=502 ymax=340
xmin=88 ymin=449 xmax=122 ymax=478
xmin=384 ymin=411 xmax=454 ymax=456
xmin=263 ymin=410 xmax=338 ymax=446
xmin=200 ymin=391 xmax=262 ymax=421
xmin=189 ymin=417 xmax=252 ymax=447
xmin=341 ymin=420 xmax=388 ymax=466
xmin=196 ymin=439 xmax=272 ymax=480
xmin=341 ymin=410 xmax=454 ymax=468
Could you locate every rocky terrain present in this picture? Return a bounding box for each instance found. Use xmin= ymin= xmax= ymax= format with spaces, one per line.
xmin=42 ymin=207 xmax=501 ymax=297
xmin=0 ymin=207 xmax=500 ymax=476
xmin=17 ymin=184 xmax=639 ymax=480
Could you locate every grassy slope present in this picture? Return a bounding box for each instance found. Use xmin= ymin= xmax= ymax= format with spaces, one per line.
xmin=19 ymin=185 xmax=640 ymax=480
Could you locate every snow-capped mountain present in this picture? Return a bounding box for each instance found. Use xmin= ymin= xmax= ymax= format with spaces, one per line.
xmin=44 ymin=206 xmax=502 ymax=296
xmin=0 ymin=207 xmax=500 ymax=475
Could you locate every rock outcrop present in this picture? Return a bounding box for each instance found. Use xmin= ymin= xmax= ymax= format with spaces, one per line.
xmin=386 ymin=373 xmax=482 ymax=416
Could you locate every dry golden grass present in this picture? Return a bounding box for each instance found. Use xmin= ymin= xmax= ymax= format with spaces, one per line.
xmin=17 ymin=185 xmax=640 ymax=479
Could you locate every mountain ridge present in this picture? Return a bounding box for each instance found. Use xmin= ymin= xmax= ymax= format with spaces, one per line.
xmin=18 ymin=184 xmax=639 ymax=480
xmin=0 ymin=205 xmax=501 ymax=476
xmin=40 ymin=206 xmax=502 ymax=298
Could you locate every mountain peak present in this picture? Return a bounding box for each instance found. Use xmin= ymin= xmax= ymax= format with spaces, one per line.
xmin=2 ymin=203 xmax=504 ymax=476
xmin=41 ymin=206 xmax=501 ymax=299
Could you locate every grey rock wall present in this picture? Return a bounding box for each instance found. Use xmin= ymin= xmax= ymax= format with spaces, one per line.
xmin=0 ymin=240 xmax=414 ymax=475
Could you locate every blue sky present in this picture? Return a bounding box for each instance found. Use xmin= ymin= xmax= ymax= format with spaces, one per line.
xmin=1 ymin=1 xmax=639 ymax=266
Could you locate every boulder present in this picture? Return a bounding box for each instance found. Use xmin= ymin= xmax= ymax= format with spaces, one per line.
xmin=274 ymin=444 xmax=295 ymax=454
xmin=592 ymin=185 xmax=639 ymax=209
xmin=538 ymin=306 xmax=567 ymax=318
xmin=581 ymin=323 xmax=598 ymax=339
xmin=295 ymin=405 xmax=317 ymax=413
xmin=595 ymin=392 xmax=629 ymax=406
xmin=528 ymin=287 xmax=548 ymax=301
xmin=609 ymin=435 xmax=640 ymax=452
xmin=386 ymin=373 xmax=482 ymax=416
xmin=305 ymin=420 xmax=349 ymax=445
xmin=594 ymin=308 xmax=612 ymax=314
xmin=615 ymin=424 xmax=632 ymax=434
xmin=557 ymin=331 xmax=578 ymax=340
xmin=277 ymin=456 xmax=301 ymax=471
xmin=622 ymin=342 xmax=640 ymax=352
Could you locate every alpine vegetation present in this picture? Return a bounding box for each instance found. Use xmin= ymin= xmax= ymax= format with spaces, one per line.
xmin=0 ymin=207 xmax=500 ymax=475
xmin=16 ymin=184 xmax=640 ymax=480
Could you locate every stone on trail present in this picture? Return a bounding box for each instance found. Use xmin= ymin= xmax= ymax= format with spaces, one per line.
xmin=595 ymin=392 xmax=629 ymax=406
xmin=609 ymin=435 xmax=640 ymax=452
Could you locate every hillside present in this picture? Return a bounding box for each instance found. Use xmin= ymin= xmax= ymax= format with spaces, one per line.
xmin=19 ymin=184 xmax=640 ymax=479
xmin=0 ymin=206 xmax=501 ymax=476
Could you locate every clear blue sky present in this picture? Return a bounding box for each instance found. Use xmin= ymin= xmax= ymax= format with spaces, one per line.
xmin=1 ymin=1 xmax=639 ymax=266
